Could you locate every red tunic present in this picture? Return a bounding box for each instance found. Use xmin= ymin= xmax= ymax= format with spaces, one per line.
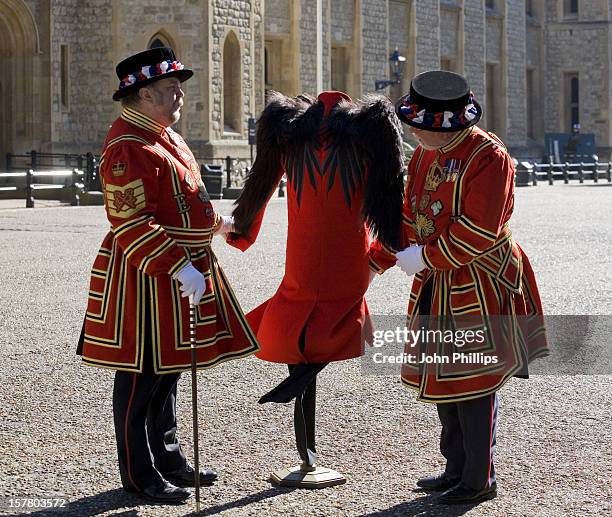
xmin=81 ymin=107 xmax=259 ymax=373
xmin=229 ymin=92 xmax=395 ymax=364
xmin=371 ymin=127 xmax=549 ymax=402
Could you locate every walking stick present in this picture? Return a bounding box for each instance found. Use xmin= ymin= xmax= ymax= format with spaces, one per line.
xmin=189 ymin=296 xmax=201 ymax=512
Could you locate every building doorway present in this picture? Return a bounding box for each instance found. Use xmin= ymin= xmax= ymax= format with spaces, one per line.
xmin=0 ymin=0 xmax=40 ymax=159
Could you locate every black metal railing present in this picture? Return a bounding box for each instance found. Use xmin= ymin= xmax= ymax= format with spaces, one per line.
xmin=1 ymin=150 xmax=279 ymax=206
xmin=515 ymin=160 xmax=612 ymax=186
xmin=5 ymin=150 xmax=101 ymax=191
xmin=0 ymin=168 xmax=84 ymax=208
xmin=202 ymin=156 xmax=252 ymax=190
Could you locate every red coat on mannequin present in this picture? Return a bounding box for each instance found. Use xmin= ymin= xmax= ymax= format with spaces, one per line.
xmin=228 ymin=91 xmax=405 ymax=365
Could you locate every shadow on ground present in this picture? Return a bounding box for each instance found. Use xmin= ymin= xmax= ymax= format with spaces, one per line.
xmin=20 ymin=486 xmax=293 ymax=517
xmin=183 ymin=486 xmax=294 ymax=516
xmin=357 ymin=491 xmax=479 ymax=517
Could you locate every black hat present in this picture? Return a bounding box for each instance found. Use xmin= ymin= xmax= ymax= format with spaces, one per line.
xmin=396 ymin=71 xmax=482 ymax=132
xmin=112 ymin=47 xmax=193 ymax=101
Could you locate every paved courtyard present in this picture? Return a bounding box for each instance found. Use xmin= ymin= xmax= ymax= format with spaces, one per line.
xmin=0 ymin=184 xmax=610 ymax=516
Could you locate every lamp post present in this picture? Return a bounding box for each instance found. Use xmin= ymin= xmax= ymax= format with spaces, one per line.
xmin=375 ymin=48 xmax=406 ymax=91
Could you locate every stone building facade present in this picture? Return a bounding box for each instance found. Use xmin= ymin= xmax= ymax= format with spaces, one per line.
xmin=1 ymin=0 xmax=611 ymax=162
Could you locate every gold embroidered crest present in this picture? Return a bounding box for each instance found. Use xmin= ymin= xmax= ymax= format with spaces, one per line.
xmin=424 ymin=157 xmax=445 ymax=191
xmin=415 ymin=213 xmax=435 ymax=239
xmin=111 ymin=162 xmax=126 ymax=177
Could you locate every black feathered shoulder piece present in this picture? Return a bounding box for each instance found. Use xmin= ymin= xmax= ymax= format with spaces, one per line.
xmin=326 ymin=94 xmax=405 ymax=250
xmin=232 ymin=91 xmax=323 ymax=234
xmin=233 ymin=91 xmax=404 ymax=251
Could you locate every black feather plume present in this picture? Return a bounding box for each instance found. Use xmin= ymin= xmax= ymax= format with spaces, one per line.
xmin=324 ymin=95 xmax=405 ymax=249
xmin=233 ymin=92 xmax=321 ymax=233
xmin=357 ymin=95 xmax=405 ymax=250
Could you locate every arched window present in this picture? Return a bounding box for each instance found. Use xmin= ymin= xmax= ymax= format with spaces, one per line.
xmin=149 ymin=38 xmax=166 ymax=49
xmin=147 ymin=31 xmax=175 ymax=51
xmin=223 ymin=31 xmax=242 ymax=134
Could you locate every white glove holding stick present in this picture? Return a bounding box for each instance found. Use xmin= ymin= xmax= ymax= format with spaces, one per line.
xmin=175 ymin=262 xmax=206 ymax=305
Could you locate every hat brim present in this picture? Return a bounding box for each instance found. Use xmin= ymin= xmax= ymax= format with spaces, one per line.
xmin=112 ymin=68 xmax=193 ymax=101
xmin=396 ymin=96 xmax=482 ymax=132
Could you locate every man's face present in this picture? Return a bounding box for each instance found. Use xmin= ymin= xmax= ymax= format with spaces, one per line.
xmin=409 ymin=126 xmax=457 ymax=151
xmin=143 ymin=77 xmax=184 ymax=126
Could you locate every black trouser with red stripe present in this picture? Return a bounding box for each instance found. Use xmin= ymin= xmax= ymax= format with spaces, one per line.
xmin=112 ymin=358 xmax=188 ymax=491
xmin=436 ymin=393 xmax=499 ymax=490
xmin=419 ymin=277 xmax=498 ymax=490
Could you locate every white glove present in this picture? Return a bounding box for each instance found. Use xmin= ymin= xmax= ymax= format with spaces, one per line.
xmin=175 ymin=262 xmax=206 ymax=305
xmin=395 ymin=245 xmax=426 ymax=277
xmin=214 ymin=215 xmax=235 ymax=236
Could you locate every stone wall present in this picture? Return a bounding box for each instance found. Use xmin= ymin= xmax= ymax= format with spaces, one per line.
xmin=545 ymin=15 xmax=610 ymax=147
xmin=415 ymin=0 xmax=439 ymax=73
xmin=264 ymin=0 xmax=291 ymax=33
xmin=211 ymin=2 xmax=250 ymax=144
xmin=8 ymin=0 xmax=612 ymax=160
xmin=463 ymin=0 xmax=486 ymax=102
xmin=579 ymin=0 xmax=606 ymax=20
xmin=112 ymin=0 xmax=210 ymax=155
xmin=440 ymin=4 xmax=459 ymax=61
xmin=388 ymin=0 xmax=412 ymax=96
xmin=299 ymin=0 xmax=318 ymax=94
xmin=330 ymin=0 xmax=360 ymax=97
xmin=388 ymin=0 xmax=410 ymax=51
xmin=485 ymin=14 xmax=502 ymax=64
xmin=322 ymin=0 xmax=330 ymax=90
xmin=505 ymin=0 xmax=527 ymax=148
xmin=361 ymin=0 xmax=388 ymax=94
xmin=51 ymin=0 xmax=114 ymax=153
xmin=331 ymin=0 xmax=355 ymax=43
xmin=526 ymin=16 xmax=545 ymax=145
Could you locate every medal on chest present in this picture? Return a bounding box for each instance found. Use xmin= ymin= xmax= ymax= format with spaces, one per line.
xmin=184 ymin=171 xmax=195 ymax=189
xmin=419 ymin=193 xmax=430 ymax=211
xmin=443 ymin=158 xmax=462 ymax=182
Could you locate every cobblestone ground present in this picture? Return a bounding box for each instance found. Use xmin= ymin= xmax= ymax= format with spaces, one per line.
xmin=0 ymin=184 xmax=610 ymax=516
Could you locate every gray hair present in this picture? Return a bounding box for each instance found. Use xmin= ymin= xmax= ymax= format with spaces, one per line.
xmin=120 ymin=88 xmax=143 ymax=108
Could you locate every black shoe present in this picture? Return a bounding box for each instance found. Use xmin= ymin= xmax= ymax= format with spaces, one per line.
xmin=416 ymin=473 xmax=460 ymax=492
xmin=438 ymin=483 xmax=497 ymax=505
xmin=164 ymin=463 xmax=218 ymax=487
xmin=125 ymin=478 xmax=191 ymax=504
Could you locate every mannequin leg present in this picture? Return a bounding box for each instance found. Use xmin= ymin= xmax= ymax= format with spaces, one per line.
xmin=289 ymin=364 xmax=317 ymax=466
